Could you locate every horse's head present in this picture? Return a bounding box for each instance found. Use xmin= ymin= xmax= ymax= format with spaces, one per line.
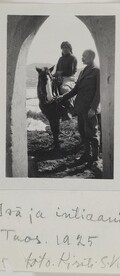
xmin=36 ymin=66 xmax=55 ymax=104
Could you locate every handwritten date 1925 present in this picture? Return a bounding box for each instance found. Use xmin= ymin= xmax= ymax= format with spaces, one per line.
xmin=56 ymin=234 xmax=98 ymax=247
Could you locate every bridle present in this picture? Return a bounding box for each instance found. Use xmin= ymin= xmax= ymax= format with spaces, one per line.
xmin=36 ymin=67 xmax=61 ymax=105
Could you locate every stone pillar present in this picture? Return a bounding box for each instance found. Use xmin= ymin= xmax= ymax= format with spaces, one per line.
xmin=78 ymin=16 xmax=115 ymax=179
xmin=6 ymin=16 xmax=48 ymax=177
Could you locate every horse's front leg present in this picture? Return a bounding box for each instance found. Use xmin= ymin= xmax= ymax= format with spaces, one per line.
xmin=49 ymin=117 xmax=60 ymax=148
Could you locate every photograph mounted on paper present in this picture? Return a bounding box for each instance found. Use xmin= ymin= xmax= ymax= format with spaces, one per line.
xmin=6 ymin=14 xmax=115 ymax=179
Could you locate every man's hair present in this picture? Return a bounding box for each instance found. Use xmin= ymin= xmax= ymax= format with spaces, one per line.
xmin=61 ymin=41 xmax=72 ymax=53
xmin=84 ymin=49 xmax=95 ymax=60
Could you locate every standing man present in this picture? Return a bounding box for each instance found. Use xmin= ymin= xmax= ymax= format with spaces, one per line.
xmin=59 ymin=49 xmax=100 ymax=163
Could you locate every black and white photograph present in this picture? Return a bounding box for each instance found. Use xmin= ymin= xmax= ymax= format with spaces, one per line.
xmin=5 ymin=5 xmax=116 ymax=180
xmin=1 ymin=2 xmax=120 ymax=275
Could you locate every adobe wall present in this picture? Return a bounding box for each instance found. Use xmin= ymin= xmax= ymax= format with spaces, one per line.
xmin=6 ymin=16 xmax=48 ymax=177
xmin=6 ymin=16 xmax=115 ymax=178
xmin=79 ymin=16 xmax=115 ymax=178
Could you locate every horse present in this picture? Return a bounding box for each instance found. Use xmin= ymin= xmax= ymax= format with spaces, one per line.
xmin=36 ymin=66 xmax=65 ymax=147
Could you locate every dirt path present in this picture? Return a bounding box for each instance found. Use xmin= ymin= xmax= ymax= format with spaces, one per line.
xmin=27 ymin=115 xmax=103 ymax=179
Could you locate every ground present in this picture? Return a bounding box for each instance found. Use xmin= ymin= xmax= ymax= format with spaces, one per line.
xmin=27 ymin=111 xmax=103 ymax=178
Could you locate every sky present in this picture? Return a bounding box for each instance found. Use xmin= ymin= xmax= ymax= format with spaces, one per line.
xmin=27 ymin=15 xmax=99 ymax=69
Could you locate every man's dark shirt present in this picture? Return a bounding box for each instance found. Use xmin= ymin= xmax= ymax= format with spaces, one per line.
xmin=63 ymin=64 xmax=100 ymax=114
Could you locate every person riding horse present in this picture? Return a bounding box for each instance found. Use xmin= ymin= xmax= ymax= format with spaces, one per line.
xmin=54 ymin=41 xmax=78 ymax=120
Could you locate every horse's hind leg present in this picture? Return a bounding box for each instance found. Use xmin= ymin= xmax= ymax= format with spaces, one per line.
xmin=49 ymin=118 xmax=60 ymax=147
